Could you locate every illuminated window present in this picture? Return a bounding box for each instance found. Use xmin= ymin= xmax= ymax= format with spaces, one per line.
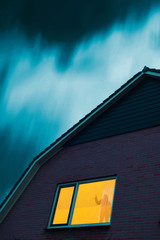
xmin=48 ymin=177 xmax=116 ymax=228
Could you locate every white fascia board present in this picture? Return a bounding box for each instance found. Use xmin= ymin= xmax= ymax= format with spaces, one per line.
xmin=145 ymin=71 xmax=160 ymax=78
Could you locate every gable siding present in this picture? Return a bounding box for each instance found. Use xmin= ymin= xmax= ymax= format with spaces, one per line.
xmin=68 ymin=77 xmax=160 ymax=145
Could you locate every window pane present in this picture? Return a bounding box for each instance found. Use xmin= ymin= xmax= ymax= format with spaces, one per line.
xmin=71 ymin=179 xmax=116 ymax=225
xmin=52 ymin=186 xmax=74 ymax=225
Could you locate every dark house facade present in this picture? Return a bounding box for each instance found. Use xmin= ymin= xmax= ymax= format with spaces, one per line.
xmin=0 ymin=67 xmax=160 ymax=240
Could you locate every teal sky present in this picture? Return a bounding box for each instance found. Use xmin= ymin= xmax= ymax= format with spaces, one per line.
xmin=0 ymin=2 xmax=160 ymax=204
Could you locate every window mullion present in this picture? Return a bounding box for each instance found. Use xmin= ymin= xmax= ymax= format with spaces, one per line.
xmin=68 ymin=183 xmax=79 ymax=225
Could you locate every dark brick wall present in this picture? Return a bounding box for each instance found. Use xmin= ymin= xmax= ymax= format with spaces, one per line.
xmin=0 ymin=125 xmax=160 ymax=240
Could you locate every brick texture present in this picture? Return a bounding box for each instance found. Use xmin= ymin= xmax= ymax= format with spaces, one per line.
xmin=0 ymin=126 xmax=160 ymax=240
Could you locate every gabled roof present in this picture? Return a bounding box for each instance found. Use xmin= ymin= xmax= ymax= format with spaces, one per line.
xmin=1 ymin=66 xmax=160 ymax=224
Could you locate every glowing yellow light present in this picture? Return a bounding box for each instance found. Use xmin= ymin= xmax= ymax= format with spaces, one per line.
xmin=52 ymin=186 xmax=74 ymax=225
xmin=71 ymin=179 xmax=116 ymax=225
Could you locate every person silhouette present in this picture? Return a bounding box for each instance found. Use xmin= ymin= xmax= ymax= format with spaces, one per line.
xmin=95 ymin=194 xmax=110 ymax=222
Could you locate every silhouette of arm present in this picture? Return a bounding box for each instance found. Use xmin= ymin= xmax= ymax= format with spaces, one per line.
xmin=95 ymin=195 xmax=101 ymax=205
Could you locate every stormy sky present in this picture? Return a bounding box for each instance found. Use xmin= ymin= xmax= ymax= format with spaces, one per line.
xmin=1 ymin=0 xmax=160 ymax=204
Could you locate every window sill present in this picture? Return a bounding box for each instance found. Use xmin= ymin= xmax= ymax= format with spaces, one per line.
xmin=46 ymin=222 xmax=111 ymax=230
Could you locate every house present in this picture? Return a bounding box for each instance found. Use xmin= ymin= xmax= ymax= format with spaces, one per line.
xmin=0 ymin=67 xmax=160 ymax=240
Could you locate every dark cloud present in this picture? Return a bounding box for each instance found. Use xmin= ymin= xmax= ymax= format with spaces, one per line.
xmin=0 ymin=124 xmax=38 ymax=203
xmin=0 ymin=63 xmax=9 ymax=99
xmin=0 ymin=0 xmax=159 ymax=51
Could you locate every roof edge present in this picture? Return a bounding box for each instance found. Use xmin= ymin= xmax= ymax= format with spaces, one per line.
xmin=1 ymin=67 xmax=160 ymax=224
xmin=0 ymin=147 xmax=62 ymax=224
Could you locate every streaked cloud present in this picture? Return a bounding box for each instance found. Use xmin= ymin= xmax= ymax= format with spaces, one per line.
xmin=0 ymin=5 xmax=160 ymax=204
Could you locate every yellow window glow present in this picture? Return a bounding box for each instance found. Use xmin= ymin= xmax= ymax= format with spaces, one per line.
xmin=52 ymin=186 xmax=74 ymax=225
xmin=71 ymin=179 xmax=116 ymax=225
